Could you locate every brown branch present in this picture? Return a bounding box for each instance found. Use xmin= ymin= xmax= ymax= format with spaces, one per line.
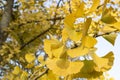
xmin=47 ymin=17 xmax=64 ymax=21
xmin=18 ymin=20 xmax=40 ymax=27
xmin=0 ymin=0 xmax=14 ymax=62
xmin=0 ymin=0 xmax=14 ymax=46
xmin=18 ymin=17 xmax=64 ymax=27
xmin=94 ymin=30 xmax=119 ymax=37
xmin=52 ymin=0 xmax=62 ymax=24
xmin=20 ymin=26 xmax=51 ymax=50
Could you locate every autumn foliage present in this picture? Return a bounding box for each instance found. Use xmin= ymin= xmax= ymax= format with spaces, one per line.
xmin=0 ymin=0 xmax=120 ymax=80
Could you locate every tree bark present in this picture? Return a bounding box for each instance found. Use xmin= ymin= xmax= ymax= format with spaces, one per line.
xmin=0 ymin=0 xmax=14 ymax=60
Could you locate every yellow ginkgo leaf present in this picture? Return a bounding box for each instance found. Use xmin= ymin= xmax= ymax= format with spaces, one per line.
xmin=75 ymin=2 xmax=84 ymax=18
xmin=67 ymin=46 xmax=89 ymax=58
xmin=83 ymin=36 xmax=97 ymax=48
xmin=44 ymin=38 xmax=67 ymax=59
xmin=72 ymin=60 xmax=103 ymax=79
xmin=52 ymin=45 xmax=66 ymax=58
xmin=82 ymin=18 xmax=92 ymax=37
xmin=69 ymin=31 xmax=82 ymax=42
xmin=20 ymin=71 xmax=28 ymax=80
xmin=80 ymin=60 xmax=95 ymax=73
xmin=62 ymin=28 xmax=82 ymax=42
xmin=38 ymin=56 xmax=45 ymax=66
xmin=12 ymin=66 xmax=21 ymax=75
xmin=25 ymin=53 xmax=35 ymax=63
xmin=25 ymin=63 xmax=34 ymax=68
xmin=102 ymin=26 xmax=117 ymax=33
xmin=38 ymin=70 xmax=59 ymax=80
xmin=46 ymin=58 xmax=83 ymax=76
xmin=64 ymin=14 xmax=76 ymax=29
xmin=91 ymin=52 xmax=114 ymax=72
xmin=38 ymin=74 xmax=47 ymax=80
xmin=103 ymin=34 xmax=117 ymax=45
xmin=63 ymin=14 xmax=92 ymax=42
xmin=111 ymin=22 xmax=120 ymax=30
xmin=38 ymin=56 xmax=44 ymax=62
xmin=47 ymin=70 xmax=57 ymax=80
xmin=44 ymin=39 xmax=54 ymax=58
xmin=89 ymin=0 xmax=100 ymax=12
xmin=44 ymin=39 xmax=62 ymax=58
xmin=62 ymin=28 xmax=69 ymax=42
xmin=101 ymin=9 xmax=117 ymax=24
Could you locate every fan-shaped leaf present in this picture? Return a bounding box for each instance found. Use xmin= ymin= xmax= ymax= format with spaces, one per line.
xmin=25 ymin=53 xmax=35 ymax=63
xmin=103 ymin=34 xmax=117 ymax=45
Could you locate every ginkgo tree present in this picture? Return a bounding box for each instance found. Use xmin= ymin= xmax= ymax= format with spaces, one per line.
xmin=0 ymin=0 xmax=120 ymax=80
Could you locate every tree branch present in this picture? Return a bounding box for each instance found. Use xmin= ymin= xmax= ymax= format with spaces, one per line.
xmin=94 ymin=30 xmax=119 ymax=37
xmin=20 ymin=0 xmax=62 ymax=50
xmin=34 ymin=68 xmax=49 ymax=80
xmin=0 ymin=0 xmax=14 ymax=61
xmin=17 ymin=17 xmax=64 ymax=27
xmin=20 ymin=26 xmax=51 ymax=50
xmin=0 ymin=0 xmax=14 ymax=46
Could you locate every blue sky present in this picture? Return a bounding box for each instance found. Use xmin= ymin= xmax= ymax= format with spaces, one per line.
xmin=96 ymin=34 xmax=120 ymax=80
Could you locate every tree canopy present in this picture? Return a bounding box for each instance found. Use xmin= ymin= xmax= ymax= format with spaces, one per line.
xmin=0 ymin=0 xmax=120 ymax=80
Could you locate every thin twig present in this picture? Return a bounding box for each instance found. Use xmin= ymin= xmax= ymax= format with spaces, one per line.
xmin=94 ymin=30 xmax=119 ymax=38
xmin=29 ymin=68 xmax=42 ymax=80
xmin=33 ymin=68 xmax=49 ymax=80
xmin=18 ymin=17 xmax=64 ymax=27
xmin=67 ymin=0 xmax=72 ymax=13
xmin=20 ymin=26 xmax=51 ymax=50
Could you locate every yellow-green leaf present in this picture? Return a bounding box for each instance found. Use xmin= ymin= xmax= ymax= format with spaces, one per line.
xmin=20 ymin=71 xmax=28 ymax=80
xmin=72 ymin=60 xmax=103 ymax=79
xmin=102 ymin=26 xmax=117 ymax=33
xmin=75 ymin=2 xmax=84 ymax=18
xmin=64 ymin=14 xmax=75 ymax=29
xmin=62 ymin=28 xmax=82 ymax=42
xmin=52 ymin=45 xmax=66 ymax=58
xmin=82 ymin=18 xmax=92 ymax=38
xmin=111 ymin=22 xmax=120 ymax=30
xmin=47 ymin=70 xmax=57 ymax=80
xmin=83 ymin=36 xmax=97 ymax=48
xmin=38 ymin=56 xmax=44 ymax=62
xmin=103 ymin=34 xmax=117 ymax=45
xmin=91 ymin=52 xmax=114 ymax=72
xmin=46 ymin=58 xmax=83 ymax=76
xmin=44 ymin=39 xmax=62 ymax=58
xmin=25 ymin=53 xmax=35 ymax=63
xmin=25 ymin=63 xmax=34 ymax=68
xmin=12 ymin=66 xmax=21 ymax=75
xmin=101 ymin=9 xmax=117 ymax=24
xmin=67 ymin=46 xmax=89 ymax=58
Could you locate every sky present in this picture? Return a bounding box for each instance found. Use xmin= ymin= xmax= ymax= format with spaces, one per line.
xmin=95 ymin=34 xmax=120 ymax=80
